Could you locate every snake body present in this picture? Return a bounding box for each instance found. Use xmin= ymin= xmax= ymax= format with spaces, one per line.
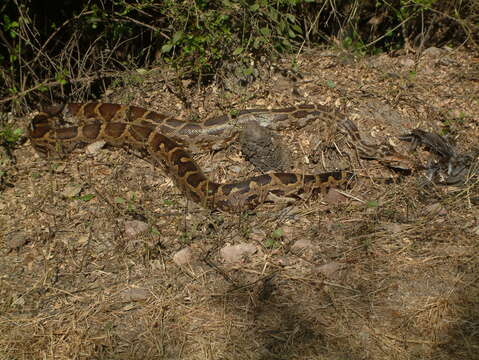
xmin=28 ymin=102 xmax=355 ymax=212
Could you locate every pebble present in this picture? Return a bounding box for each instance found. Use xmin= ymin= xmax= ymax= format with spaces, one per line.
xmin=173 ymin=247 xmax=194 ymax=266
xmin=61 ymin=184 xmax=82 ymax=198
xmin=291 ymin=239 xmax=314 ymax=251
xmin=86 ymin=140 xmax=106 ymax=155
xmin=124 ymin=220 xmax=149 ymax=237
xmin=220 ymin=243 xmax=257 ymax=263
xmin=120 ymin=287 xmax=150 ymax=302
xmin=315 ymin=262 xmax=344 ymax=277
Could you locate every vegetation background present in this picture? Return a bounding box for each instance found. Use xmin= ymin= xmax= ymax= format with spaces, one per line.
xmin=1 ymin=0 xmax=477 ymax=111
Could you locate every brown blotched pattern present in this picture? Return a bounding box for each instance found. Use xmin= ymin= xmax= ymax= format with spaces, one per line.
xmin=29 ymin=102 xmax=357 ymax=212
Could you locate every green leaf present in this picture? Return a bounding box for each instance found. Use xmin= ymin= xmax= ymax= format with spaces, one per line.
xmin=78 ymin=194 xmax=95 ymax=202
xmin=243 ymin=66 xmax=254 ymax=76
xmin=271 ymin=228 xmax=284 ymax=239
xmin=172 ymin=31 xmax=183 ymax=44
xmin=249 ymin=3 xmax=260 ymax=11
xmin=259 ymin=27 xmax=271 ymax=37
xmin=326 ymin=80 xmax=336 ymax=88
xmin=367 ymin=200 xmax=379 ymax=208
xmin=264 ymin=238 xmax=278 ymax=248
xmin=150 ymin=227 xmax=160 ymax=235
xmin=161 ymin=44 xmax=173 ymax=53
xmin=233 ymin=47 xmax=244 ymax=55
xmin=114 ymin=197 xmax=126 ymax=204
xmin=291 ymin=24 xmax=302 ymax=33
xmin=286 ymin=14 xmax=296 ymax=23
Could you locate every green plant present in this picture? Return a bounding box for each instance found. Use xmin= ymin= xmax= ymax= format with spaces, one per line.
xmin=0 ymin=126 xmax=22 ymax=146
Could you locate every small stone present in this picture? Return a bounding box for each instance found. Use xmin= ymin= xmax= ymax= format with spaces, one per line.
xmin=381 ymin=223 xmax=407 ymax=234
xmin=229 ymin=165 xmax=242 ymax=174
xmin=54 ymin=163 xmax=67 ymax=173
xmin=422 ymin=47 xmax=444 ymax=58
xmin=173 ymin=247 xmax=194 ymax=266
xmin=61 ymin=184 xmax=82 ymax=198
xmin=315 ymin=262 xmax=344 ymax=277
xmin=77 ymin=235 xmax=89 ymax=245
xmin=399 ymin=58 xmax=415 ymax=67
xmin=120 ymin=287 xmax=150 ymax=302
xmin=425 ymin=203 xmax=447 ymax=216
xmin=291 ymin=239 xmax=314 ymax=251
xmin=220 ymin=243 xmax=257 ymax=263
xmin=124 ymin=220 xmax=149 ymax=237
xmin=324 ymin=189 xmax=347 ymax=205
xmin=86 ymin=140 xmax=106 ymax=155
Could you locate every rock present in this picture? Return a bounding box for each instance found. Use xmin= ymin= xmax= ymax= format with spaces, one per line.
xmin=220 ymin=243 xmax=257 ymax=263
xmin=173 ymin=247 xmax=194 ymax=266
xmin=86 ymin=140 xmax=106 ymax=155
xmin=120 ymin=287 xmax=150 ymax=302
xmin=124 ymin=220 xmax=149 ymax=237
xmin=399 ymin=57 xmax=415 ymax=68
xmin=425 ymin=202 xmax=447 ymax=216
xmin=61 ymin=184 xmax=82 ymax=198
xmin=324 ymin=188 xmax=347 ymax=205
xmin=381 ymin=223 xmax=408 ymax=234
xmin=291 ymin=239 xmax=314 ymax=251
xmin=77 ymin=235 xmax=89 ymax=245
xmin=422 ymin=47 xmax=444 ymax=58
xmin=315 ymin=262 xmax=344 ymax=277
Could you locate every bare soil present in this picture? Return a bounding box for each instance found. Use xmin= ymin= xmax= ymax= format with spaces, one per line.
xmin=1 ymin=47 xmax=479 ymax=360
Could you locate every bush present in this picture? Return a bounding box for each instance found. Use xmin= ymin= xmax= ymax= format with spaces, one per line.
xmin=0 ymin=0 xmax=477 ymax=110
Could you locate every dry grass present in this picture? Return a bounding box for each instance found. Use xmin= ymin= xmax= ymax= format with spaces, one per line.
xmin=1 ymin=47 xmax=479 ymax=359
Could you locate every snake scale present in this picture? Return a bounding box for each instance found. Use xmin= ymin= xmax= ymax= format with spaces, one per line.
xmin=28 ymin=102 xmax=370 ymax=213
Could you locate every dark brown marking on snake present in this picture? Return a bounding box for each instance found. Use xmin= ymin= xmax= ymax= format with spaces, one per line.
xmin=104 ymin=123 xmax=127 ymax=138
xmin=204 ymin=115 xmax=228 ymax=127
xmin=30 ymin=115 xmax=51 ymax=137
xmin=298 ymin=104 xmax=315 ymax=110
xmin=130 ymin=124 xmax=154 ymax=142
xmin=43 ymin=104 xmax=65 ymax=116
xmin=251 ymin=175 xmax=274 ymax=187
xmin=175 ymin=156 xmax=198 ymax=178
xmin=274 ymin=173 xmax=299 ymax=185
xmin=237 ymin=109 xmax=269 ymax=116
xmin=129 ymin=106 xmax=148 ymax=120
xmin=186 ymin=172 xmax=206 ymax=188
xmin=54 ymin=127 xmax=79 ymax=140
xmin=293 ymin=110 xmax=314 ymax=119
xmin=65 ymin=104 xmax=82 ymax=116
xmin=165 ymin=118 xmax=186 ymax=128
xmin=303 ymin=175 xmax=316 ymax=183
xmin=82 ymin=123 xmax=101 ymax=140
xmin=220 ymin=180 xmax=252 ymax=196
xmin=145 ymin=111 xmax=169 ymax=123
xmin=99 ymin=103 xmax=122 ymax=121
xmin=272 ymin=107 xmax=295 ymax=113
xmin=149 ymin=133 xmax=166 ymax=151
xmin=83 ymin=103 xmax=99 ymax=118
xmin=270 ymin=189 xmax=286 ymax=197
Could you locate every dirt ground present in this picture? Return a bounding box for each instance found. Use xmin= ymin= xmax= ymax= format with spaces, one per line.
xmin=1 ymin=46 xmax=479 ymax=360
